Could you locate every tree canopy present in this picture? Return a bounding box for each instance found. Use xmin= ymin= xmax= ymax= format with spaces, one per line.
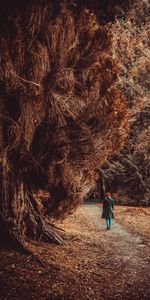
xmin=0 ymin=0 xmax=149 ymax=249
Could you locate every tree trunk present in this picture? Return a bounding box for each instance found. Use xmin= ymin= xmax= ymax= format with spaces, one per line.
xmin=96 ymin=168 xmax=106 ymax=200
xmin=97 ymin=177 xmax=105 ymax=200
xmin=0 ymin=155 xmax=63 ymax=251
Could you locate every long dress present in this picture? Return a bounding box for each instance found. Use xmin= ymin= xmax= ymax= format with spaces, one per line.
xmin=102 ymin=196 xmax=114 ymax=219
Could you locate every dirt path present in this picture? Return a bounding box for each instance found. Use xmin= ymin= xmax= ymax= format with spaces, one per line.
xmin=0 ymin=204 xmax=149 ymax=300
xmin=83 ymin=203 xmax=150 ymax=299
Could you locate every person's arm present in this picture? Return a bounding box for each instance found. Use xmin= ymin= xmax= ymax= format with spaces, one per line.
xmin=111 ymin=197 xmax=114 ymax=210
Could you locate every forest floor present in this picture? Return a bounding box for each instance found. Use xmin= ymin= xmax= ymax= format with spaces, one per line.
xmin=0 ymin=204 xmax=150 ymax=300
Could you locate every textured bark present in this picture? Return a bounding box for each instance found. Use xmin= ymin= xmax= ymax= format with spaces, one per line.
xmin=0 ymin=162 xmax=63 ymax=248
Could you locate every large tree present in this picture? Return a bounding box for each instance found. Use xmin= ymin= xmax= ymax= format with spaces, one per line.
xmin=0 ymin=0 xmax=143 ymax=250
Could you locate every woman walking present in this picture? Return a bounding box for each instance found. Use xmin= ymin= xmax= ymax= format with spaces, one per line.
xmin=102 ymin=192 xmax=114 ymax=230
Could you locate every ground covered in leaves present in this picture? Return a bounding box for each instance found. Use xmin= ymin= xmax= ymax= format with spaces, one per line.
xmin=0 ymin=204 xmax=150 ymax=300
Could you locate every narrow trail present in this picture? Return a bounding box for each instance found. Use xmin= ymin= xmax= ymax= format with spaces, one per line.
xmin=83 ymin=203 xmax=150 ymax=299
xmin=0 ymin=204 xmax=149 ymax=300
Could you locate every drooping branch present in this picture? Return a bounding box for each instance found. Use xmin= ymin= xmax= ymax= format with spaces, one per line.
xmin=10 ymin=70 xmax=41 ymax=88
xmin=121 ymin=156 xmax=149 ymax=193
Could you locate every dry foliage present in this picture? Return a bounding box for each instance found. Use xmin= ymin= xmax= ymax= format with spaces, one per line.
xmin=112 ymin=0 xmax=150 ymax=107
xmin=0 ymin=0 xmax=149 ymax=247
